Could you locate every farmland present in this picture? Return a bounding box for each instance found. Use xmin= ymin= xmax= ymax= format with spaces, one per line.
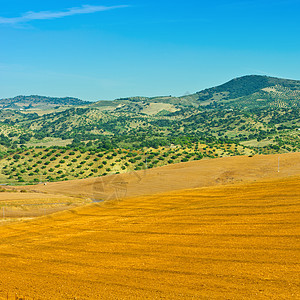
xmin=0 ymin=189 xmax=89 ymax=222
xmin=0 ymin=142 xmax=252 ymax=185
xmin=23 ymin=152 xmax=300 ymax=199
xmin=0 ymin=174 xmax=299 ymax=299
xmin=0 ymin=153 xmax=299 ymax=299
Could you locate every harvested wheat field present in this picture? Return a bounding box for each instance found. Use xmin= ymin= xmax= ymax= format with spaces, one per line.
xmin=0 ymin=192 xmax=89 ymax=222
xmin=0 ymin=175 xmax=299 ymax=299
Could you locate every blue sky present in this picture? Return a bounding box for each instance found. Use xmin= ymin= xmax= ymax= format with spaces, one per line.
xmin=1 ymin=0 xmax=300 ymax=101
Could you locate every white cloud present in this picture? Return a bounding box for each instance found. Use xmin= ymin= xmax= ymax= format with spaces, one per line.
xmin=0 ymin=5 xmax=128 ymax=24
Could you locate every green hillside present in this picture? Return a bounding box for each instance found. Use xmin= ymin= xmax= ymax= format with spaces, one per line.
xmin=104 ymin=75 xmax=300 ymax=110
xmin=181 ymin=75 xmax=300 ymax=108
xmin=0 ymin=95 xmax=90 ymax=110
xmin=0 ymin=75 xmax=299 ymax=184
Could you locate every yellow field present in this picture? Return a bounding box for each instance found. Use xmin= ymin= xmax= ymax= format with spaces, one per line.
xmin=0 ymin=175 xmax=299 ymax=299
xmin=0 ymin=192 xmax=89 ymax=222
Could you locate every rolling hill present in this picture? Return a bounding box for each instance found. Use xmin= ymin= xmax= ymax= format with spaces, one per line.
xmin=2 ymin=75 xmax=299 ymax=112
xmin=0 ymin=75 xmax=299 ymax=185
xmin=0 ymin=95 xmax=90 ymax=110
xmin=181 ymin=75 xmax=300 ymax=108
xmin=22 ymin=152 xmax=300 ymax=200
xmin=108 ymin=75 xmax=300 ymax=110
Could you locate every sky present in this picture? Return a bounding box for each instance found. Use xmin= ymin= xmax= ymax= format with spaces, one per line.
xmin=1 ymin=0 xmax=300 ymax=101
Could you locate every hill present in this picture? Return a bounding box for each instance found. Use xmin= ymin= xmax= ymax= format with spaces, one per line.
xmin=0 ymin=77 xmax=299 ymax=298
xmin=0 ymin=95 xmax=90 ymax=110
xmin=105 ymin=75 xmax=300 ymax=110
xmin=0 ymin=173 xmax=299 ymax=299
xmin=181 ymin=75 xmax=300 ymax=108
xmin=1 ymin=75 xmax=300 ymax=113
xmin=0 ymin=142 xmax=252 ymax=185
xmin=0 ymin=75 xmax=299 ymax=186
xmin=22 ymin=152 xmax=300 ymax=199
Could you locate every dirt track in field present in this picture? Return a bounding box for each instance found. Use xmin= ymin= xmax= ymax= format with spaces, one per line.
xmin=0 ymin=174 xmax=299 ymax=299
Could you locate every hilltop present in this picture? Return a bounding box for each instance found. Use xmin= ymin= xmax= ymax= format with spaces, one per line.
xmin=104 ymin=75 xmax=300 ymax=111
xmin=181 ymin=75 xmax=300 ymax=108
xmin=0 ymin=95 xmax=90 ymax=110
xmin=2 ymin=75 xmax=300 ymax=112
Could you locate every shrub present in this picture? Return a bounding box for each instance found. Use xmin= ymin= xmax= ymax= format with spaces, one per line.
xmin=13 ymin=154 xmax=20 ymax=160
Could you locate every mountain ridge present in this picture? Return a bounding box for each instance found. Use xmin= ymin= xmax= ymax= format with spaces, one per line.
xmin=1 ymin=75 xmax=300 ymax=110
xmin=0 ymin=95 xmax=90 ymax=110
xmin=95 ymin=74 xmax=300 ymax=110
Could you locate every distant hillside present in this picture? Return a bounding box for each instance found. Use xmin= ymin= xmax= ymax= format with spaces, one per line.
xmin=0 ymin=95 xmax=90 ymax=110
xmin=181 ymin=75 xmax=300 ymax=108
xmin=2 ymin=75 xmax=300 ymax=113
xmin=0 ymin=75 xmax=298 ymax=164
xmin=96 ymin=75 xmax=300 ymax=112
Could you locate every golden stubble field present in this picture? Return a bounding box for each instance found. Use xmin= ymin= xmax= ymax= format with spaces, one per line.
xmin=0 ymin=192 xmax=89 ymax=222
xmin=0 ymin=174 xmax=299 ymax=299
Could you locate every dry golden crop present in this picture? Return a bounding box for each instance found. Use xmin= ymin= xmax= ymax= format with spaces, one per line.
xmin=0 ymin=192 xmax=89 ymax=221
xmin=0 ymin=174 xmax=299 ymax=299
